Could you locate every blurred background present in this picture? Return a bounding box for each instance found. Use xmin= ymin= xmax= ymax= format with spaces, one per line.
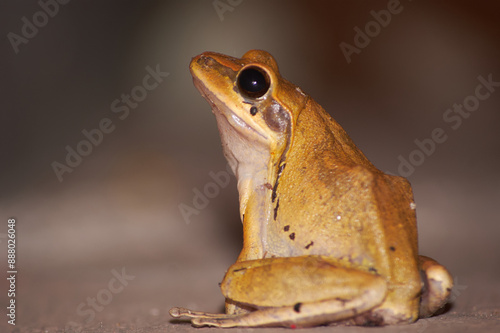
xmin=1 ymin=1 xmax=499 ymax=332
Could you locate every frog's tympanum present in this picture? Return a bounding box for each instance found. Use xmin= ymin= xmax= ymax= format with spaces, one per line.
xmin=170 ymin=50 xmax=453 ymax=328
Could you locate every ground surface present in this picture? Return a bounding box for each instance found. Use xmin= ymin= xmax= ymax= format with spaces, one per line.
xmin=3 ymin=262 xmax=500 ymax=333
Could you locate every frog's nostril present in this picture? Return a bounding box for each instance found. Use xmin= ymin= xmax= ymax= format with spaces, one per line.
xmin=198 ymin=55 xmax=217 ymax=67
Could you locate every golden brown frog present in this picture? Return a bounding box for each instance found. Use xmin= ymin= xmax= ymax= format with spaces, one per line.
xmin=170 ymin=50 xmax=453 ymax=328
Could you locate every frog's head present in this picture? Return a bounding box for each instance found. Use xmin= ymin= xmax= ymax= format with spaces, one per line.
xmin=190 ymin=50 xmax=307 ymax=176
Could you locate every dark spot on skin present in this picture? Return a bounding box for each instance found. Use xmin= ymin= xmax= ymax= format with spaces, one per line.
xmin=305 ymin=241 xmax=314 ymax=249
xmin=293 ymin=303 xmax=302 ymax=313
xmin=264 ymin=183 xmax=273 ymax=190
xmin=369 ymin=267 xmax=378 ymax=273
xmin=335 ymin=297 xmax=348 ymax=306
xmin=289 ymin=232 xmax=295 ymax=240
xmin=250 ymin=106 xmax=258 ymax=116
xmin=284 ymin=225 xmax=290 ymax=232
xmin=273 ymin=198 xmax=279 ymax=221
xmin=446 ymin=288 xmax=452 ymax=292
xmin=271 ymin=182 xmax=278 ymax=202
xmin=233 ymin=268 xmax=246 ymax=272
xmin=272 ymin=163 xmax=286 ymax=203
xmin=389 ymin=246 xmax=396 ymax=252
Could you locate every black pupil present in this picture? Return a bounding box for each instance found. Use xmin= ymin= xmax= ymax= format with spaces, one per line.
xmin=238 ymin=67 xmax=270 ymax=98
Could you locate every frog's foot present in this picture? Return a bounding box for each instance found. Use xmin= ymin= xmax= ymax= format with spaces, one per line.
xmin=176 ymin=256 xmax=387 ymax=328
xmin=186 ymin=292 xmax=385 ymax=328
xmin=418 ymin=255 xmax=453 ymax=318
xmin=169 ymin=307 xmax=237 ymax=320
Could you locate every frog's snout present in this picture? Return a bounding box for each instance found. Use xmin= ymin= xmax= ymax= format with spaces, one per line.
xmin=193 ymin=53 xmax=218 ymax=68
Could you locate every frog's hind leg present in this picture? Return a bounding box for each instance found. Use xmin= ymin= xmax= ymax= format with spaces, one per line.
xmin=418 ymin=255 xmax=453 ymax=318
xmin=177 ymin=256 xmax=387 ymax=328
xmin=190 ymin=289 xmax=386 ymax=328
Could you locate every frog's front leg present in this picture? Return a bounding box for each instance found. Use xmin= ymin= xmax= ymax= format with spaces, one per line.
xmin=172 ymin=255 xmax=387 ymax=328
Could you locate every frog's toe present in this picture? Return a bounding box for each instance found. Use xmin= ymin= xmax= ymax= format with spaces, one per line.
xmin=169 ymin=307 xmax=183 ymax=317
xmin=191 ymin=317 xmax=224 ymax=328
xmin=169 ymin=307 xmax=199 ymax=318
xmin=170 ymin=306 xmax=238 ymax=323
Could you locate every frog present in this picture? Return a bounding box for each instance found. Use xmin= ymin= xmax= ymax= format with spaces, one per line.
xmin=170 ymin=50 xmax=453 ymax=328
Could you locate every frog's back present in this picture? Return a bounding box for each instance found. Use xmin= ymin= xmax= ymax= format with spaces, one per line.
xmin=267 ymin=97 xmax=421 ymax=319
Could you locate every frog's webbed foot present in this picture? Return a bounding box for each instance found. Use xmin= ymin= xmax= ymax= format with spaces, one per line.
xmin=170 ymin=307 xmax=238 ymax=327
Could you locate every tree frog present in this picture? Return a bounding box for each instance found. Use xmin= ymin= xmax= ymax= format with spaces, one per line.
xmin=170 ymin=50 xmax=453 ymax=328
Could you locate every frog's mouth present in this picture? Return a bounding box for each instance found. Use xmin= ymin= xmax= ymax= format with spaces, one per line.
xmin=194 ymin=80 xmax=268 ymax=141
xmin=213 ymin=100 xmax=268 ymax=142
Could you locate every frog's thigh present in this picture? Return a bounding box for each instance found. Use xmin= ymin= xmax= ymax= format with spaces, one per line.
xmin=418 ymin=255 xmax=453 ymax=318
xmin=197 ymin=256 xmax=387 ymax=328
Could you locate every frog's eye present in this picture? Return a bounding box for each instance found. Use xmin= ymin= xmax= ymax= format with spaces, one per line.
xmin=237 ymin=66 xmax=270 ymax=99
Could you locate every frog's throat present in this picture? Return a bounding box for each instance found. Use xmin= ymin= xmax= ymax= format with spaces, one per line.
xmin=234 ymin=103 xmax=298 ymax=261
